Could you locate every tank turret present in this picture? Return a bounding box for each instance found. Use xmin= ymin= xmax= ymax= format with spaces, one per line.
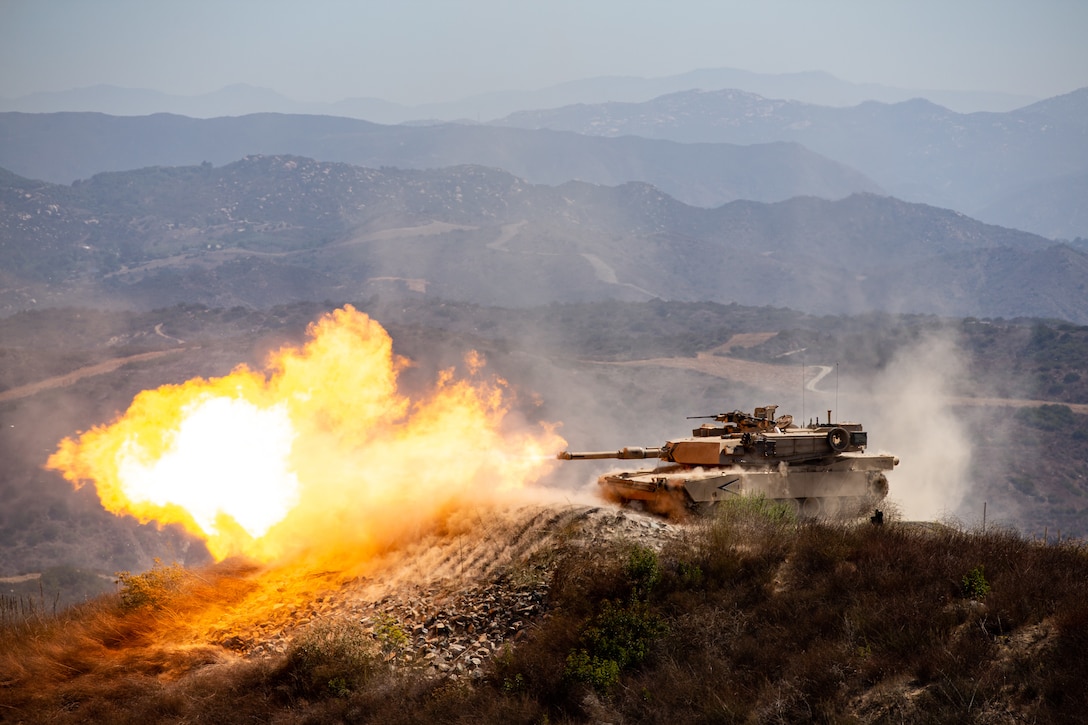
xmin=559 ymin=404 xmax=897 ymax=518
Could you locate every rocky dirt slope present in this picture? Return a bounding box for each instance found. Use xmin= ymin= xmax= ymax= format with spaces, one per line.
xmin=199 ymin=503 xmax=678 ymax=678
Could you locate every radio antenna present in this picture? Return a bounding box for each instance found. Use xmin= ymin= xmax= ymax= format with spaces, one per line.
xmin=801 ymin=351 xmax=806 ymax=427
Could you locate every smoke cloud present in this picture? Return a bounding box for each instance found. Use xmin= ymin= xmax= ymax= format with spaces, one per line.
xmin=857 ymin=331 xmax=972 ymax=521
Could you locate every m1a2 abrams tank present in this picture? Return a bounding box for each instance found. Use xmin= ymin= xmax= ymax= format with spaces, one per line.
xmin=558 ymin=405 xmax=897 ymax=518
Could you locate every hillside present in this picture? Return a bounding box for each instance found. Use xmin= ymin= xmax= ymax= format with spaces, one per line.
xmin=2 ymin=157 xmax=1082 ymax=323
xmin=975 ymin=171 xmax=1088 ymax=241
xmin=0 ymin=111 xmax=880 ymax=209
xmin=3 ymin=499 xmax=1087 ymax=723
xmin=495 ymin=87 xmax=1088 ymax=239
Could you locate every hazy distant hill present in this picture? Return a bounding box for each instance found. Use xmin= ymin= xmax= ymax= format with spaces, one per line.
xmin=495 ymin=88 xmax=1088 ymax=240
xmin=3 ymin=87 xmax=1079 ymax=241
xmin=974 ymin=172 xmax=1088 ymax=241
xmin=0 ymin=111 xmax=880 ymax=209
xmin=2 ymin=156 xmax=1082 ymax=323
xmin=0 ymin=69 xmax=1035 ymax=122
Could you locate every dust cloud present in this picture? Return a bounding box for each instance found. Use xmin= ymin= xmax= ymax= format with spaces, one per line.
xmin=852 ymin=331 xmax=973 ymax=522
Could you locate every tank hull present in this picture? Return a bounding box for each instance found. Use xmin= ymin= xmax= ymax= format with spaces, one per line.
xmin=598 ymin=452 xmax=896 ymax=518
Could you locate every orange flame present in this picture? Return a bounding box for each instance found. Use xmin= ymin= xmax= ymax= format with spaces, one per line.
xmin=47 ymin=306 xmax=565 ymax=563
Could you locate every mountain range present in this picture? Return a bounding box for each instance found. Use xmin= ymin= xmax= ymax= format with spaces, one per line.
xmin=2 ymin=155 xmax=1083 ymax=323
xmin=0 ymin=110 xmax=881 ymax=208
xmin=0 ymin=67 xmax=1036 ymax=123
xmin=494 ymin=87 xmax=1088 ymax=239
xmin=1 ymin=85 xmax=1084 ymax=241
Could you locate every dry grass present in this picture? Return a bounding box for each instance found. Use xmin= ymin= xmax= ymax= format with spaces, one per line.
xmin=2 ymin=501 xmax=1087 ymax=723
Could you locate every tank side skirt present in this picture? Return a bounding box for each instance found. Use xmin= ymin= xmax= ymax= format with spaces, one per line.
xmin=599 ymin=464 xmax=890 ymax=506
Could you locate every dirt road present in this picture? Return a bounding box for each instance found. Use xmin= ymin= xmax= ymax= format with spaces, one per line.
xmin=599 ymin=334 xmax=1088 ymax=414
xmin=0 ymin=349 xmax=180 ymax=403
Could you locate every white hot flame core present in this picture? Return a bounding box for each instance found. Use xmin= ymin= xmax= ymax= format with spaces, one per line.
xmin=116 ymin=396 xmax=300 ymax=538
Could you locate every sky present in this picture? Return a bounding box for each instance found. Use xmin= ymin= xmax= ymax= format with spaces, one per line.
xmin=2 ymin=0 xmax=1086 ymax=104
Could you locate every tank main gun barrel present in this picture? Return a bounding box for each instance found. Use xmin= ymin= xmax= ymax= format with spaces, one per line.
xmin=557 ymin=447 xmax=663 ymax=461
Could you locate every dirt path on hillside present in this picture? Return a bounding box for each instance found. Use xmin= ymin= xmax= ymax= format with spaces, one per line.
xmin=0 ymin=349 xmax=181 ymax=403
xmin=597 ymin=333 xmax=1088 ymax=414
xmin=595 ymin=333 xmax=805 ymax=394
xmin=600 ymin=351 xmax=804 ymax=393
xmin=486 ymin=220 xmax=527 ymax=252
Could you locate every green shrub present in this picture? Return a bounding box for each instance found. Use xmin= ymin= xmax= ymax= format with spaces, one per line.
xmin=624 ymin=545 xmax=661 ymax=600
xmin=716 ymin=493 xmax=797 ymax=527
xmin=372 ymin=611 xmax=409 ymax=659
xmin=676 ymin=560 xmax=704 ymax=589
xmin=565 ymin=649 xmax=622 ymax=692
xmin=565 ymin=600 xmax=667 ymax=693
xmin=284 ymin=618 xmax=379 ymax=697
xmin=115 ymin=559 xmax=185 ymax=610
xmin=962 ymin=565 xmax=991 ymax=600
xmin=501 ymin=672 xmax=527 ymax=694
xmin=1015 ymin=404 xmax=1075 ymax=432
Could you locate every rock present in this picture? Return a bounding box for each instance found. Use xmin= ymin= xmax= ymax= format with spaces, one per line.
xmin=241 ymin=503 xmax=679 ymax=675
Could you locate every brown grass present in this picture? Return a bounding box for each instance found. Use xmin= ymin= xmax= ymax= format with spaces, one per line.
xmin=2 ymin=501 xmax=1087 ymax=723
